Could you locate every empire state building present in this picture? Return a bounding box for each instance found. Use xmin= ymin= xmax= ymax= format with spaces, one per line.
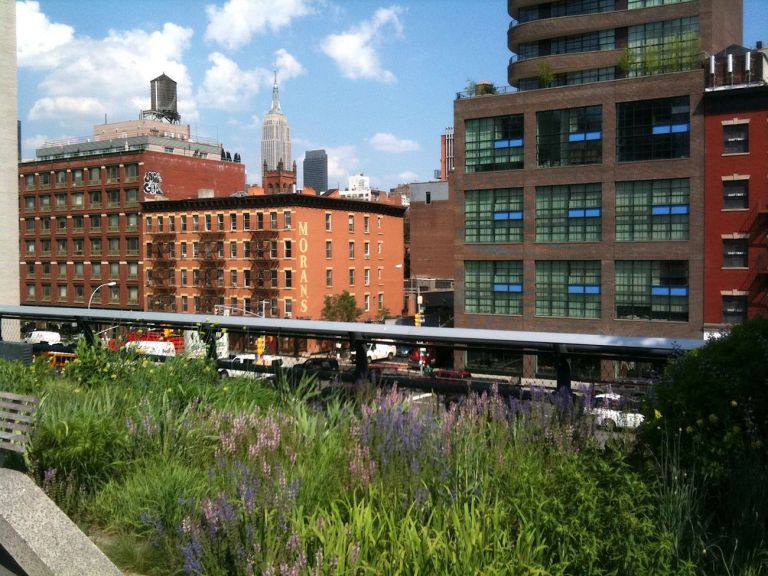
xmin=260 ymin=74 xmax=291 ymax=178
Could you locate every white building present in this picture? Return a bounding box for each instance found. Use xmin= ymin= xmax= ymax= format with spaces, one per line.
xmin=260 ymin=74 xmax=291 ymax=175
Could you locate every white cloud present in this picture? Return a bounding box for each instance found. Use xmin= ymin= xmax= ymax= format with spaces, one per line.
xmin=197 ymin=49 xmax=304 ymax=111
xmin=397 ymin=170 xmax=419 ymax=183
xmin=29 ymin=97 xmax=105 ymax=123
xmin=274 ymin=48 xmax=305 ymax=79
xmin=368 ymin=132 xmax=419 ymax=153
xmin=16 ymin=4 xmax=198 ymax=130
xmin=321 ymin=6 xmax=403 ymax=83
xmin=197 ymin=52 xmax=271 ymax=110
xmin=16 ymin=1 xmax=74 ymax=68
xmin=205 ymin=0 xmax=314 ymax=51
xmin=326 ymin=145 xmax=360 ymax=186
xmin=22 ymin=134 xmax=52 ymax=152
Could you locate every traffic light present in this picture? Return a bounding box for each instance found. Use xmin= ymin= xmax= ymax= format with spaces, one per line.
xmin=414 ymin=312 xmax=422 ymax=327
xmin=256 ymin=336 xmax=265 ymax=355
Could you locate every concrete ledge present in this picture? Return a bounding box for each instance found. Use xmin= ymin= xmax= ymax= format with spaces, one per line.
xmin=0 ymin=468 xmax=122 ymax=576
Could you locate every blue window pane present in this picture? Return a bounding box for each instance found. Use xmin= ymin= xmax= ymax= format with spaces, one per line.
xmin=671 ymin=123 xmax=689 ymax=133
xmin=510 ymin=138 xmax=524 ymax=147
xmin=652 ymin=206 xmax=671 ymax=215
xmin=585 ymin=131 xmax=602 ymax=141
xmin=584 ymin=285 xmax=601 ymax=294
xmin=568 ymin=209 xmax=586 ymax=218
xmin=652 ymin=286 xmax=670 ymax=296
xmin=670 ymin=205 xmax=689 ymax=215
xmin=568 ymin=285 xmax=585 ymax=294
xmin=652 ymin=125 xmax=671 ymax=135
xmin=569 ymin=132 xmax=586 ymax=142
xmin=494 ymin=140 xmax=510 ymax=149
xmin=669 ymin=287 xmax=688 ymax=296
xmin=494 ymin=283 xmax=522 ymax=293
xmin=493 ymin=212 xmax=509 ymax=220
xmin=584 ymin=208 xmax=601 ymax=217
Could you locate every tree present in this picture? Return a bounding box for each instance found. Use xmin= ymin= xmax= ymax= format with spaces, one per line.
xmin=321 ymin=291 xmax=363 ymax=322
xmin=376 ymin=306 xmax=391 ymax=323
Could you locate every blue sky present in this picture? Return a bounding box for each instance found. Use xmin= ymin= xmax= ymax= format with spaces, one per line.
xmin=16 ymin=0 xmax=767 ymax=191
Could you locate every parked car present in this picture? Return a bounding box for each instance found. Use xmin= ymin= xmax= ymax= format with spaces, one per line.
xmin=284 ymin=357 xmax=341 ymax=385
xmin=351 ymin=342 xmax=397 ymax=363
xmin=590 ymin=393 xmax=644 ymax=430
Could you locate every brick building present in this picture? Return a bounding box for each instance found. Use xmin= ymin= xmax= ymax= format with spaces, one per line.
xmin=141 ymin=194 xmax=406 ymax=329
xmin=18 ymin=119 xmax=245 ymax=309
xmin=703 ymin=45 xmax=768 ymax=336
xmin=450 ymin=0 xmax=741 ymax=379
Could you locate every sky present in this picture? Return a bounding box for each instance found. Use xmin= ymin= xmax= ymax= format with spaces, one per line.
xmin=15 ymin=0 xmax=768 ymax=192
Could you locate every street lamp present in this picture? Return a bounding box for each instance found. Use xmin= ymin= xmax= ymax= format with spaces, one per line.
xmin=88 ymin=281 xmax=117 ymax=309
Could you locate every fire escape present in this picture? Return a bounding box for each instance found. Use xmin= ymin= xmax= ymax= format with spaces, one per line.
xmin=149 ymin=233 xmax=177 ymax=312
xmin=746 ymin=204 xmax=768 ymax=309
xmin=198 ymin=228 xmax=226 ymax=313
xmin=250 ymin=226 xmax=280 ymax=315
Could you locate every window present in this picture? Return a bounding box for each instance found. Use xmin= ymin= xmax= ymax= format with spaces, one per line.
xmin=181 ymin=215 xmax=188 ymax=232
xmin=127 ymin=237 xmax=139 ymax=255
xmin=364 ymin=216 xmax=370 ymax=233
xmin=625 ymin=16 xmax=699 ymax=77
xmin=537 ymin=106 xmax=602 ymax=167
xmin=230 ymin=270 xmax=238 ymax=287
xmin=536 ymin=184 xmax=602 ymax=242
xmin=110 ymin=262 xmax=119 ymax=277
xmin=243 ymin=241 xmax=250 ymax=258
xmin=723 ymin=124 xmax=749 ymax=154
xmin=193 ymin=269 xmax=200 ymax=285
xmin=270 ymin=212 xmax=278 ymax=229
xmin=364 ymin=268 xmax=370 ymax=286
xmin=364 ymin=294 xmax=370 ymax=312
xmin=192 ymin=215 xmax=200 ymax=231
xmin=217 ymin=214 xmax=224 ymax=231
xmin=24 ymin=174 xmax=35 ymax=189
xmin=106 ymin=165 xmax=119 ymax=183
xmin=90 ymin=238 xmax=102 ymax=255
xmin=89 ymin=190 xmax=102 ymax=207
xmin=126 ymin=213 xmax=138 ymax=231
xmin=56 ymin=218 xmax=67 ymax=233
xmin=41 ymin=239 xmax=51 ymax=255
xmin=181 ymin=269 xmax=188 ymax=287
xmin=465 ymin=114 xmax=524 ymax=173
xmin=284 ymin=240 xmax=292 ymax=258
xmin=73 ymin=262 xmax=84 ymax=277
xmin=72 ymin=192 xmax=84 ymax=208
xmin=326 ymin=269 xmax=333 ymax=287
xmin=216 ymin=241 xmax=224 ymax=258
xmin=364 ymin=242 xmax=370 ymax=259
xmin=90 ymin=215 xmax=101 ymax=231
xmin=230 ymin=214 xmax=237 ymax=231
xmin=722 ymin=295 xmax=747 ymax=325
xmin=243 ymin=269 xmax=251 ymax=287
xmin=723 ymin=180 xmax=748 ymax=210
xmin=536 ymin=261 xmax=601 ymax=318
xmin=629 ymin=0 xmax=693 ymax=7
xmin=465 ymin=260 xmax=523 ymax=315
xmin=72 ymin=239 xmax=84 ymax=255
xmin=348 ymin=269 xmax=356 ymax=286
xmin=24 ymin=196 xmax=34 ymax=210
xmin=91 ymin=262 xmax=101 ymax=280
xmin=378 ymin=293 xmax=384 ymax=310
xmin=270 ymin=240 xmax=278 ymax=258
xmin=55 ymin=171 xmax=67 ymax=187
xmin=617 ymin=96 xmax=690 ymax=161
xmin=128 ymin=286 xmax=139 ymax=304
xmin=157 ymin=216 xmax=164 ymax=232
xmin=205 ymin=214 xmax=212 ymax=231
xmin=55 ymin=193 xmax=67 ymax=210
xmin=107 ymin=190 xmax=119 ymax=207
xmin=243 ymin=213 xmax=250 ymax=230
xmin=58 ymin=285 xmax=67 ymax=299
xmin=40 ymin=194 xmax=50 ymax=208
xmin=108 ymin=214 xmax=120 ymax=231
xmin=348 ymin=215 xmax=355 ymax=232
xmin=257 ymin=212 xmax=264 ymax=230
xmin=125 ymin=188 xmax=138 ymax=206
xmin=127 ymin=262 xmax=138 ymax=278
xmin=284 ymin=211 xmax=292 ymax=230
xmin=284 ymin=299 xmax=293 ymax=318
xmin=40 ymin=218 xmax=50 ymax=232
xmin=325 ymin=241 xmax=332 ymax=258
xmin=108 ymin=238 xmax=120 ymax=255
xmin=325 ymin=213 xmax=332 ymax=231
xmin=615 ymin=179 xmax=689 ymax=240
xmin=73 ymin=216 xmax=84 ymax=231
xmin=465 ymin=188 xmax=524 ymax=243
xmin=57 ymin=262 xmax=66 ymax=277
xmin=125 ymin=163 xmax=138 ymax=181
xmin=180 ymin=242 xmax=187 ymax=258
xmin=56 ymin=239 xmax=67 ymax=256
xmin=616 ymin=260 xmax=688 ymax=321
xmin=24 ymin=220 xmax=35 ymax=234
xmin=40 ymin=173 xmax=50 ymax=188
xmin=723 ymin=239 xmax=748 ymax=268
xmin=348 ymin=241 xmax=355 ymax=258
xmin=25 ymin=240 xmax=35 ymax=255
xmin=285 ymin=270 xmax=293 ymax=288
xmin=270 ymin=269 xmax=278 ymax=287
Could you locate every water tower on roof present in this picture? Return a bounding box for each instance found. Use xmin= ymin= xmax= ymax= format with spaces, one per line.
xmin=142 ymin=73 xmax=180 ymax=124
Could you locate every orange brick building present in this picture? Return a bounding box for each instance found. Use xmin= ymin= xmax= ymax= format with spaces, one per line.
xmin=141 ymin=194 xmax=406 ymax=325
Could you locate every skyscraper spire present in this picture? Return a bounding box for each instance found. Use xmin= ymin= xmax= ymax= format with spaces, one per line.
xmin=261 ymin=72 xmax=291 ymax=178
xmin=270 ymin=70 xmax=281 ymax=114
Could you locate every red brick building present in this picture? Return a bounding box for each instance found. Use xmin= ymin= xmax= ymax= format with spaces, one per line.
xmin=19 ymin=119 xmax=245 ymax=309
xmin=141 ymin=194 xmax=406 ymax=325
xmin=703 ymin=46 xmax=768 ymax=337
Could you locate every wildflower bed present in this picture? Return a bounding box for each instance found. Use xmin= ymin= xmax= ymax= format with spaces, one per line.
xmin=0 ymin=339 xmax=753 ymax=575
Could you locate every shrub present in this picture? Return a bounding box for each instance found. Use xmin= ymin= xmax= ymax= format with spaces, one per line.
xmin=638 ymin=317 xmax=768 ymax=568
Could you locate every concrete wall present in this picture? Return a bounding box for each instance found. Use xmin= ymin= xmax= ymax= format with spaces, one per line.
xmin=0 ymin=1 xmax=19 ymax=310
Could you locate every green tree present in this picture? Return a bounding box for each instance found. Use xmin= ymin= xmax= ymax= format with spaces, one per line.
xmin=321 ymin=291 xmax=363 ymax=322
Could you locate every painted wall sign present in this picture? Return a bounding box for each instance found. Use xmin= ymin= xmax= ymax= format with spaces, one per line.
xmin=298 ymin=220 xmax=309 ymax=313
xmin=143 ymin=171 xmax=163 ymax=195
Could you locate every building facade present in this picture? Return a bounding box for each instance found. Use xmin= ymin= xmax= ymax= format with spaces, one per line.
xmin=18 ymin=121 xmax=245 ymax=309
xmin=450 ymin=0 xmax=740 ymax=378
xmin=261 ymin=76 xmax=291 ymax=177
xmin=703 ymin=46 xmax=768 ymax=336
xmin=142 ymin=194 xmax=406 ymax=324
xmin=303 ymin=149 xmax=328 ymax=194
